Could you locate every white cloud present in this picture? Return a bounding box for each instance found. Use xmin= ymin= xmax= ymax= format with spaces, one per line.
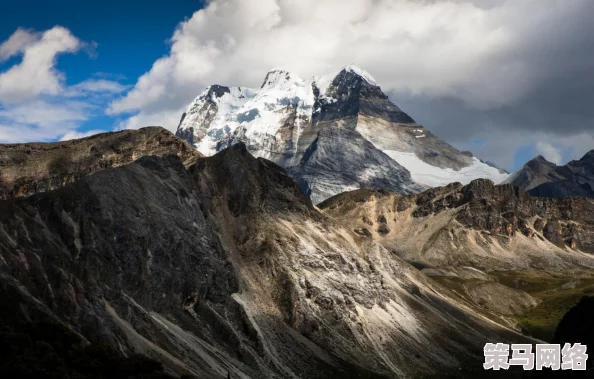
xmin=114 ymin=108 xmax=184 ymax=131
xmin=0 ymin=99 xmax=89 ymax=128
xmin=60 ymin=129 xmax=105 ymax=141
xmin=0 ymin=26 xmax=126 ymax=143
xmin=65 ymin=79 xmax=129 ymax=97
xmin=0 ymin=27 xmax=81 ymax=102
xmin=0 ymin=100 xmax=91 ymax=142
xmin=535 ymin=141 xmax=563 ymax=165
xmin=0 ymin=28 xmax=37 ymax=61
xmin=109 ymin=0 xmax=594 ymax=134
xmin=543 ymin=132 xmax=594 ymax=164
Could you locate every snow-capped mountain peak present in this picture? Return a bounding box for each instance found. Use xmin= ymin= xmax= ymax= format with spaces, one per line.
xmin=176 ymin=66 xmax=509 ymax=203
xmin=260 ymin=68 xmax=304 ymax=89
xmin=343 ymin=64 xmax=377 ymax=85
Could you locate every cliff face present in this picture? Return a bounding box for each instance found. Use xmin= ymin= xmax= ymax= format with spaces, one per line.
xmin=0 ymin=127 xmax=201 ymax=200
xmin=320 ymin=179 xmax=594 ymax=270
xmin=0 ymin=138 xmax=532 ymax=378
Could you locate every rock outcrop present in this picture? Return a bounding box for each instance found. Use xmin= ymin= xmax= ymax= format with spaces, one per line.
xmin=0 ymin=127 xmax=201 ymax=200
xmin=320 ymin=179 xmax=594 ymax=270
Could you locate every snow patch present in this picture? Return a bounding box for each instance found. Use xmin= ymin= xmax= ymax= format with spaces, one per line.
xmin=344 ymin=64 xmax=377 ymax=85
xmin=384 ymin=150 xmax=509 ymax=187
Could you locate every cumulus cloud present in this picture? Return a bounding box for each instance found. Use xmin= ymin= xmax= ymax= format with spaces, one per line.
xmin=0 ymin=27 xmax=81 ymax=102
xmin=107 ymin=0 xmax=594 ymax=169
xmin=0 ymin=27 xmax=125 ymax=142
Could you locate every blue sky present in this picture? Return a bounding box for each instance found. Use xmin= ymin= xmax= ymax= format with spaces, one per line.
xmin=0 ymin=0 xmax=201 ymax=82
xmin=0 ymin=0 xmax=203 ymax=138
xmin=1 ymin=0 xmax=592 ymax=172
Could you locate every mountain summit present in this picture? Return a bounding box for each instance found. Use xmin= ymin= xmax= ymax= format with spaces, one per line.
xmin=176 ymin=66 xmax=508 ymax=203
xmin=507 ymin=149 xmax=594 ymax=198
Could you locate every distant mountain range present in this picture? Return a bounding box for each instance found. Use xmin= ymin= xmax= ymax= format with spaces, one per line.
xmin=505 ymin=150 xmax=594 ymax=198
xmin=176 ymin=65 xmax=508 ymax=203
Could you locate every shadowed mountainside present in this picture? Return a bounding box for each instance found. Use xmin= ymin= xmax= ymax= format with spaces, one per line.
xmin=0 ymin=137 xmax=533 ymax=378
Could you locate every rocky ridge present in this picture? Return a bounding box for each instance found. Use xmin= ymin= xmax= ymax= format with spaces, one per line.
xmin=0 ymin=133 xmax=531 ymax=378
xmin=506 ymin=150 xmax=594 ymax=198
xmin=0 ymin=127 xmax=201 ymax=200
xmin=320 ymin=179 xmax=594 ymax=271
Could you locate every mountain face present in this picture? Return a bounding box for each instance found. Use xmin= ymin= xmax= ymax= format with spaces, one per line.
xmin=319 ymin=181 xmax=594 ymax=338
xmin=506 ymin=150 xmax=594 ymax=198
xmin=503 ymin=155 xmax=557 ymax=190
xmin=0 ymin=127 xmax=201 ymax=200
xmin=176 ymin=65 xmax=508 ymax=204
xmin=320 ymin=179 xmax=594 ymax=271
xmin=0 ymin=131 xmax=533 ymax=379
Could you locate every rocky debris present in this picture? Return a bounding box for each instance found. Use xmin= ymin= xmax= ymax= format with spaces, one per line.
xmin=506 ymin=150 xmax=594 ymax=198
xmin=354 ymin=227 xmax=372 ymax=237
xmin=0 ymin=127 xmax=201 ymax=200
xmin=463 ymin=281 xmax=537 ymax=316
xmin=0 ymin=139 xmax=532 ymax=378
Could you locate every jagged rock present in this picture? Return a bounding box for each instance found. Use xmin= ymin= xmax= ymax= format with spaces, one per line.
xmin=0 ymin=127 xmax=201 ymax=200
xmin=320 ymin=179 xmax=594 ymax=270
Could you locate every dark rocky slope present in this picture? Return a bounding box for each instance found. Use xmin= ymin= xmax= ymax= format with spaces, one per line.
xmin=0 ymin=320 xmax=180 ymax=379
xmin=0 ymin=127 xmax=201 ymax=200
xmin=0 ymin=138 xmax=531 ymax=378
